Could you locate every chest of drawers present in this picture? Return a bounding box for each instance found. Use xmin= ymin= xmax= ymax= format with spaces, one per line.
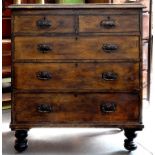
xmin=9 ymin=4 xmax=144 ymax=152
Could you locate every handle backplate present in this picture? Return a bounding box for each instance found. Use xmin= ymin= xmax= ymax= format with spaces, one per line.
xmin=102 ymin=44 xmax=118 ymax=53
xmin=37 ymin=44 xmax=52 ymax=53
xmin=36 ymin=17 xmax=51 ymax=29
xmin=37 ymin=104 xmax=52 ymax=113
xmin=102 ymin=72 xmax=118 ymax=81
xmin=36 ymin=71 xmax=52 ymax=80
xmin=100 ymin=18 xmax=116 ymax=29
xmin=100 ymin=102 xmax=116 ymax=113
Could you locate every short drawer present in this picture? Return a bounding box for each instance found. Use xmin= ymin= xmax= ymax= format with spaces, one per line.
xmin=14 ymin=15 xmax=74 ymax=33
xmin=14 ymin=62 xmax=139 ymax=91
xmin=14 ymin=36 xmax=139 ymax=60
xmin=79 ymin=14 xmax=139 ymax=33
xmin=14 ymin=93 xmax=140 ymax=124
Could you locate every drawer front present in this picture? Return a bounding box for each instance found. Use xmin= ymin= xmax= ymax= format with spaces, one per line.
xmin=14 ymin=15 xmax=74 ymax=33
xmin=79 ymin=15 xmax=139 ymax=33
xmin=14 ymin=62 xmax=139 ymax=90
xmin=14 ymin=93 xmax=140 ymax=123
xmin=14 ymin=36 xmax=139 ymax=60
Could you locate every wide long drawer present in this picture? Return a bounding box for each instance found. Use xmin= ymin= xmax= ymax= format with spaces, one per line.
xmin=14 ymin=62 xmax=139 ymax=91
xmin=14 ymin=36 xmax=139 ymax=60
xmin=14 ymin=93 xmax=140 ymax=124
xmin=79 ymin=14 xmax=140 ymax=33
xmin=14 ymin=15 xmax=74 ymax=33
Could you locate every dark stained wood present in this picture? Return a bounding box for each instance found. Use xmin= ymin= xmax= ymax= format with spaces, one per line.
xmin=2 ymin=51 xmax=11 ymax=66
xmin=14 ymin=62 xmax=139 ymax=91
xmin=2 ymin=40 xmax=11 ymax=66
xmin=14 ymin=15 xmax=74 ymax=33
xmin=2 ymin=0 xmax=12 ymax=82
xmin=2 ymin=39 xmax=11 ymax=51
xmin=2 ymin=66 xmax=11 ymax=78
xmin=2 ymin=0 xmax=13 ymax=17
xmin=85 ymin=0 xmax=109 ymax=3
xmin=2 ymin=17 xmax=11 ymax=38
xmin=27 ymin=0 xmax=36 ymax=3
xmin=14 ymin=36 xmax=140 ymax=60
xmin=79 ymin=14 xmax=140 ymax=33
xmin=45 ymin=0 xmax=55 ymax=3
xmin=14 ymin=93 xmax=140 ymax=124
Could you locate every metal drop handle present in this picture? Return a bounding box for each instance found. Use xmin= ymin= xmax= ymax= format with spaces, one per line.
xmin=100 ymin=19 xmax=116 ymax=29
xmin=36 ymin=71 xmax=52 ymax=80
xmin=36 ymin=17 xmax=52 ymax=29
xmin=37 ymin=44 xmax=52 ymax=53
xmin=37 ymin=104 xmax=52 ymax=113
xmin=102 ymin=44 xmax=118 ymax=53
xmin=100 ymin=102 xmax=116 ymax=113
xmin=102 ymin=72 xmax=118 ymax=81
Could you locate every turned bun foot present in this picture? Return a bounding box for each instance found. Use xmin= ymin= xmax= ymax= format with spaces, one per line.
xmin=14 ymin=130 xmax=28 ymax=152
xmin=124 ymin=129 xmax=137 ymax=151
xmin=124 ymin=139 xmax=137 ymax=151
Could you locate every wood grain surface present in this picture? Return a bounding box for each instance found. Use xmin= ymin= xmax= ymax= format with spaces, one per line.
xmin=14 ymin=36 xmax=140 ymax=60
xmin=14 ymin=93 xmax=140 ymax=124
xmin=14 ymin=62 xmax=139 ymax=91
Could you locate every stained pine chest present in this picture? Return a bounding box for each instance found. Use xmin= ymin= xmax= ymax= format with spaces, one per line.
xmin=9 ymin=4 xmax=144 ymax=152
